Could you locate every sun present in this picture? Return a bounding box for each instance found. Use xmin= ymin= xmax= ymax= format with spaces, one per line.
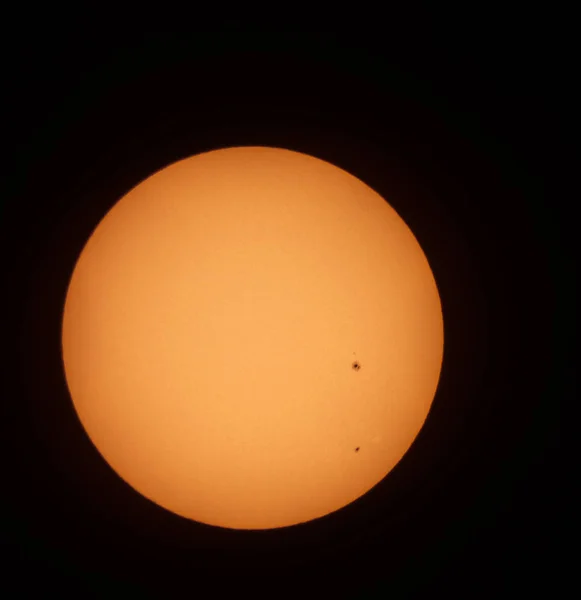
xmin=61 ymin=146 xmax=444 ymax=530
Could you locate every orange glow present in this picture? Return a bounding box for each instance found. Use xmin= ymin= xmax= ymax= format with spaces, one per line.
xmin=61 ymin=147 xmax=444 ymax=530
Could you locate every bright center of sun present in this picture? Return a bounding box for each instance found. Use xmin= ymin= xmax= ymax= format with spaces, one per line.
xmin=61 ymin=146 xmax=444 ymax=530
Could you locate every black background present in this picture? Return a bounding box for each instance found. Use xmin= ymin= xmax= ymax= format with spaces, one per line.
xmin=1 ymin=30 xmax=574 ymax=597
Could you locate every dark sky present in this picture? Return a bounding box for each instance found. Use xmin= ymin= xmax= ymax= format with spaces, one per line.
xmin=1 ymin=29 xmax=573 ymax=598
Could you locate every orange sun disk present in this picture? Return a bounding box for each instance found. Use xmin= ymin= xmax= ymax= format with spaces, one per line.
xmin=61 ymin=146 xmax=444 ymax=530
